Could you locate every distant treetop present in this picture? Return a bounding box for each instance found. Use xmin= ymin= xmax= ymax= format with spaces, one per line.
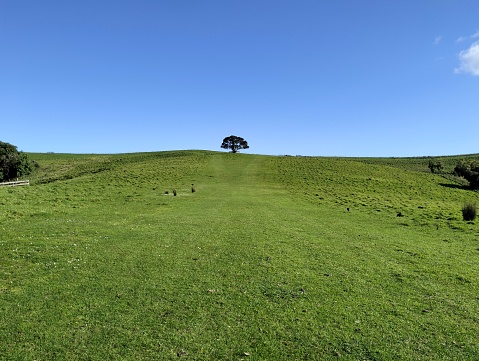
xmin=221 ymin=135 xmax=249 ymax=153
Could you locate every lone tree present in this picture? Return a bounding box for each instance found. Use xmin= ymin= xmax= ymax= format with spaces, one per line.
xmin=0 ymin=141 xmax=32 ymax=182
xmin=221 ymin=135 xmax=249 ymax=153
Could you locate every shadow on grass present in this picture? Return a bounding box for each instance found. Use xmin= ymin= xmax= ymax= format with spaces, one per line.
xmin=439 ymin=183 xmax=472 ymax=191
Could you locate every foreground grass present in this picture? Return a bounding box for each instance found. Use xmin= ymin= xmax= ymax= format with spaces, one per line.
xmin=1 ymin=151 xmax=479 ymax=360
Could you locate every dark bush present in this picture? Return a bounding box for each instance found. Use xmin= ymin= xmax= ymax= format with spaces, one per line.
xmin=462 ymin=202 xmax=477 ymax=221
xmin=454 ymin=160 xmax=479 ymax=190
xmin=0 ymin=141 xmax=33 ymax=182
xmin=455 ymin=160 xmax=468 ymax=176
xmin=428 ymin=159 xmax=443 ymax=173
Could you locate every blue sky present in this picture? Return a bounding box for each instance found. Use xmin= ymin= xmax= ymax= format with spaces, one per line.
xmin=1 ymin=1 xmax=478 ymax=156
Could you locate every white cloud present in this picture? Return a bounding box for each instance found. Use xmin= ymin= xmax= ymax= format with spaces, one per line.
xmin=456 ymin=31 xmax=479 ymax=43
xmin=455 ymin=41 xmax=479 ymax=76
xmin=433 ymin=36 xmax=442 ymax=45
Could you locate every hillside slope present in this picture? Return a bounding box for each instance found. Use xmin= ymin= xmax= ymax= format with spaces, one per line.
xmin=1 ymin=151 xmax=478 ymax=360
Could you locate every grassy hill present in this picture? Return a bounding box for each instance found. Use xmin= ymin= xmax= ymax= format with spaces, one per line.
xmin=1 ymin=151 xmax=478 ymax=360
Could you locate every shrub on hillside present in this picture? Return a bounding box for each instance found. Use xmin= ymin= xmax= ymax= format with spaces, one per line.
xmin=454 ymin=160 xmax=479 ymax=190
xmin=0 ymin=141 xmax=33 ymax=182
xmin=428 ymin=159 xmax=443 ymax=173
xmin=462 ymin=202 xmax=477 ymax=221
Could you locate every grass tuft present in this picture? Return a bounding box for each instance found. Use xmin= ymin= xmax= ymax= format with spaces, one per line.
xmin=462 ymin=202 xmax=477 ymax=221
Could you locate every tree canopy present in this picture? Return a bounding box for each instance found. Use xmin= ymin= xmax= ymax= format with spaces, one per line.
xmin=221 ymin=135 xmax=249 ymax=153
xmin=454 ymin=160 xmax=479 ymax=190
xmin=428 ymin=159 xmax=443 ymax=173
xmin=0 ymin=141 xmax=32 ymax=182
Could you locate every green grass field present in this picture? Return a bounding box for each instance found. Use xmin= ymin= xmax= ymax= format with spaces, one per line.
xmin=1 ymin=151 xmax=478 ymax=360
